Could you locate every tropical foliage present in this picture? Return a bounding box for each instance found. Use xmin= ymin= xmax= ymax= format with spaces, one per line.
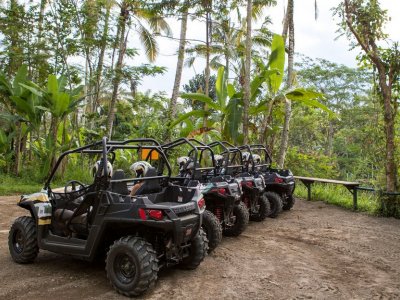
xmin=0 ymin=0 xmax=399 ymax=217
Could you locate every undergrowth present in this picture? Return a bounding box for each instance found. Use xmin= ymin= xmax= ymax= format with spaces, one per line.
xmin=294 ymin=183 xmax=381 ymax=215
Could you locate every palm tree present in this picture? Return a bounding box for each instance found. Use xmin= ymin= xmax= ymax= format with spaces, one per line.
xmin=277 ymin=0 xmax=294 ymax=168
xmin=242 ymin=0 xmax=253 ymax=144
xmin=106 ymin=1 xmax=172 ymax=138
xmin=166 ymin=1 xmax=189 ymax=142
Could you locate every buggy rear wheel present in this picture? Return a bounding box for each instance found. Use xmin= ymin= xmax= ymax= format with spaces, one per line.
xmin=106 ymin=236 xmax=158 ymax=297
xmin=265 ymin=191 xmax=283 ymax=218
xmin=250 ymin=193 xmax=271 ymax=222
xmin=283 ymin=195 xmax=295 ymax=211
xmin=8 ymin=216 xmax=39 ymax=264
xmin=223 ymin=202 xmax=249 ymax=237
xmin=181 ymin=228 xmax=208 ymax=270
xmin=202 ymin=210 xmax=222 ymax=253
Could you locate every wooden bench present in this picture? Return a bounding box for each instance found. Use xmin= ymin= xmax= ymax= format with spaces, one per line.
xmin=294 ymin=176 xmax=360 ymax=210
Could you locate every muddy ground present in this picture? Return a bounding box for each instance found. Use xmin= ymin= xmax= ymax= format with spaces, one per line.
xmin=0 ymin=196 xmax=399 ymax=300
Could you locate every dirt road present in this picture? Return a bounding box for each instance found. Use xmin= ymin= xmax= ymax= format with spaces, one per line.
xmin=1 ymin=196 xmax=399 ymax=299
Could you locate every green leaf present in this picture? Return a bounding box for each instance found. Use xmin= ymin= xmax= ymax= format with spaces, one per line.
xmin=215 ymin=66 xmax=227 ymax=109
xmin=223 ymin=98 xmax=243 ymax=143
xmin=268 ymin=34 xmax=285 ymax=94
xmin=19 ymin=83 xmax=43 ymax=97
xmin=47 ymin=75 xmax=59 ymax=98
xmin=249 ymin=97 xmax=272 ymax=115
xmin=10 ymin=96 xmax=34 ymax=117
xmin=35 ymin=105 xmax=51 ymax=112
xmin=138 ymin=24 xmax=158 ymax=62
xmin=57 ymin=75 xmax=67 ymax=92
xmin=13 ymin=65 xmax=28 ymax=96
xmin=180 ymin=119 xmax=195 ymax=138
xmin=0 ymin=73 xmax=12 ymax=95
xmin=169 ymin=110 xmax=210 ymax=128
xmin=53 ymin=93 xmax=70 ymax=117
xmin=180 ymin=93 xmax=220 ymax=111
xmin=285 ymin=88 xmax=334 ymax=116
xmin=227 ymin=83 xmax=236 ymax=98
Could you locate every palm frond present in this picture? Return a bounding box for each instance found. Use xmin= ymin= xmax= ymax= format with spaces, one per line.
xmin=137 ymin=24 xmax=159 ymax=62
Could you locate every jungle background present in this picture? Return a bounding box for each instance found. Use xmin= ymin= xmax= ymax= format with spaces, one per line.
xmin=0 ymin=0 xmax=399 ymax=216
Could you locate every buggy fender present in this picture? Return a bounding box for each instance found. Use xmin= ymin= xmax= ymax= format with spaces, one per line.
xmin=19 ymin=192 xmax=52 ymax=226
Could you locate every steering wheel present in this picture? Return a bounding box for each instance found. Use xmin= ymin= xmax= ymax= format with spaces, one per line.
xmin=64 ymin=180 xmax=86 ymax=194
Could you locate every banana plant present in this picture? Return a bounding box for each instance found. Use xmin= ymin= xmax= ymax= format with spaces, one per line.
xmin=171 ymin=66 xmax=245 ymax=143
xmin=0 ymin=65 xmax=44 ymax=175
xmin=22 ymin=74 xmax=84 ymax=174
xmin=248 ymin=34 xmax=332 ymax=143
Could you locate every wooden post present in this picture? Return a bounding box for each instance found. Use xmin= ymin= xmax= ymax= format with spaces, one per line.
xmin=353 ymin=187 xmax=358 ymax=210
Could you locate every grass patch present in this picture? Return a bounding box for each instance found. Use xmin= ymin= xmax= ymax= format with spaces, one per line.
xmin=0 ymin=174 xmax=43 ymax=196
xmin=294 ymin=183 xmax=380 ymax=215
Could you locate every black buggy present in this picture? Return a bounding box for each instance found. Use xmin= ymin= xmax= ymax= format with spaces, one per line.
xmin=244 ymin=144 xmax=296 ymax=212
xmin=161 ymin=138 xmax=248 ymax=252
xmin=8 ymin=137 xmax=208 ymax=297
xmin=214 ymin=142 xmax=271 ymax=222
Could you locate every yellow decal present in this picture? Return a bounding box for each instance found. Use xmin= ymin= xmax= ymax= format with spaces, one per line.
xmin=38 ymin=219 xmax=51 ymax=225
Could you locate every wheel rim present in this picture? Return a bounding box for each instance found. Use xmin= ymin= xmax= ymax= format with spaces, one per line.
xmin=13 ymin=229 xmax=24 ymax=254
xmin=114 ymin=253 xmax=137 ymax=284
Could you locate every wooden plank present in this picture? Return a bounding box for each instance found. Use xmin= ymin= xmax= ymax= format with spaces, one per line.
xmin=294 ymin=176 xmax=359 ymax=186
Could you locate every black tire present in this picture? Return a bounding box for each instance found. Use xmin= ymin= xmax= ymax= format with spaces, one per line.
xmin=265 ymin=191 xmax=283 ymax=218
xmin=283 ymin=195 xmax=295 ymax=211
xmin=223 ymin=202 xmax=249 ymax=237
xmin=250 ymin=193 xmax=271 ymax=222
xmin=181 ymin=228 xmax=208 ymax=270
xmin=106 ymin=236 xmax=158 ymax=297
xmin=8 ymin=216 xmax=39 ymax=264
xmin=202 ymin=210 xmax=222 ymax=253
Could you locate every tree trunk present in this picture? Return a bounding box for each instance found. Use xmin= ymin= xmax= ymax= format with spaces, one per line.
xmin=93 ymin=2 xmax=111 ymax=116
xmin=13 ymin=122 xmax=21 ymax=176
xmin=106 ymin=4 xmax=128 ymax=139
xmin=242 ymin=0 xmax=253 ymax=144
xmin=170 ymin=8 xmax=188 ymax=119
xmin=165 ymin=7 xmax=188 ymax=142
xmin=203 ymin=11 xmax=211 ymax=143
xmin=260 ymin=97 xmax=277 ymax=144
xmin=326 ymin=121 xmax=334 ymax=156
xmin=343 ymin=0 xmax=397 ymax=192
xmin=49 ymin=116 xmax=59 ymax=171
xmin=36 ymin=0 xmax=47 ymax=82
xmin=277 ymin=0 xmax=294 ymax=168
xmin=378 ymin=67 xmax=397 ymax=192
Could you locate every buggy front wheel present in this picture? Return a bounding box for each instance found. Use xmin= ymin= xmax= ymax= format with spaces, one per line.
xmin=8 ymin=216 xmax=39 ymax=264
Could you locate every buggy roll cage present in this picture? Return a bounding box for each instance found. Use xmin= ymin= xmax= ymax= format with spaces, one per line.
xmin=44 ymin=137 xmax=171 ymax=190
xmin=162 ymin=138 xmax=217 ymax=179
xmin=207 ymin=141 xmax=245 ymax=174
xmin=238 ymin=144 xmax=272 ymax=173
xmin=248 ymin=144 xmax=273 ymax=166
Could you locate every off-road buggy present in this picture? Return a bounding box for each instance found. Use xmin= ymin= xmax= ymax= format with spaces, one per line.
xmin=8 ymin=137 xmax=208 ymax=297
xmin=245 ymin=144 xmax=296 ymax=212
xmin=214 ymin=142 xmax=271 ymax=222
xmin=161 ymin=138 xmax=248 ymax=252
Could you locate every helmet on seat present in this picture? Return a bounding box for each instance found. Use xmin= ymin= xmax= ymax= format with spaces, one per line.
xmin=130 ymin=161 xmax=152 ymax=177
xmin=214 ymin=154 xmax=224 ymax=166
xmin=92 ymin=160 xmax=113 ymax=177
xmin=252 ymin=154 xmax=261 ymax=165
xmin=177 ymin=156 xmax=190 ymax=168
xmin=241 ymin=152 xmax=250 ymax=163
xmin=177 ymin=156 xmax=195 ymax=169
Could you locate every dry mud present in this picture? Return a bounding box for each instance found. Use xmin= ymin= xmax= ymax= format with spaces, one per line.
xmin=1 ymin=196 xmax=399 ymax=299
